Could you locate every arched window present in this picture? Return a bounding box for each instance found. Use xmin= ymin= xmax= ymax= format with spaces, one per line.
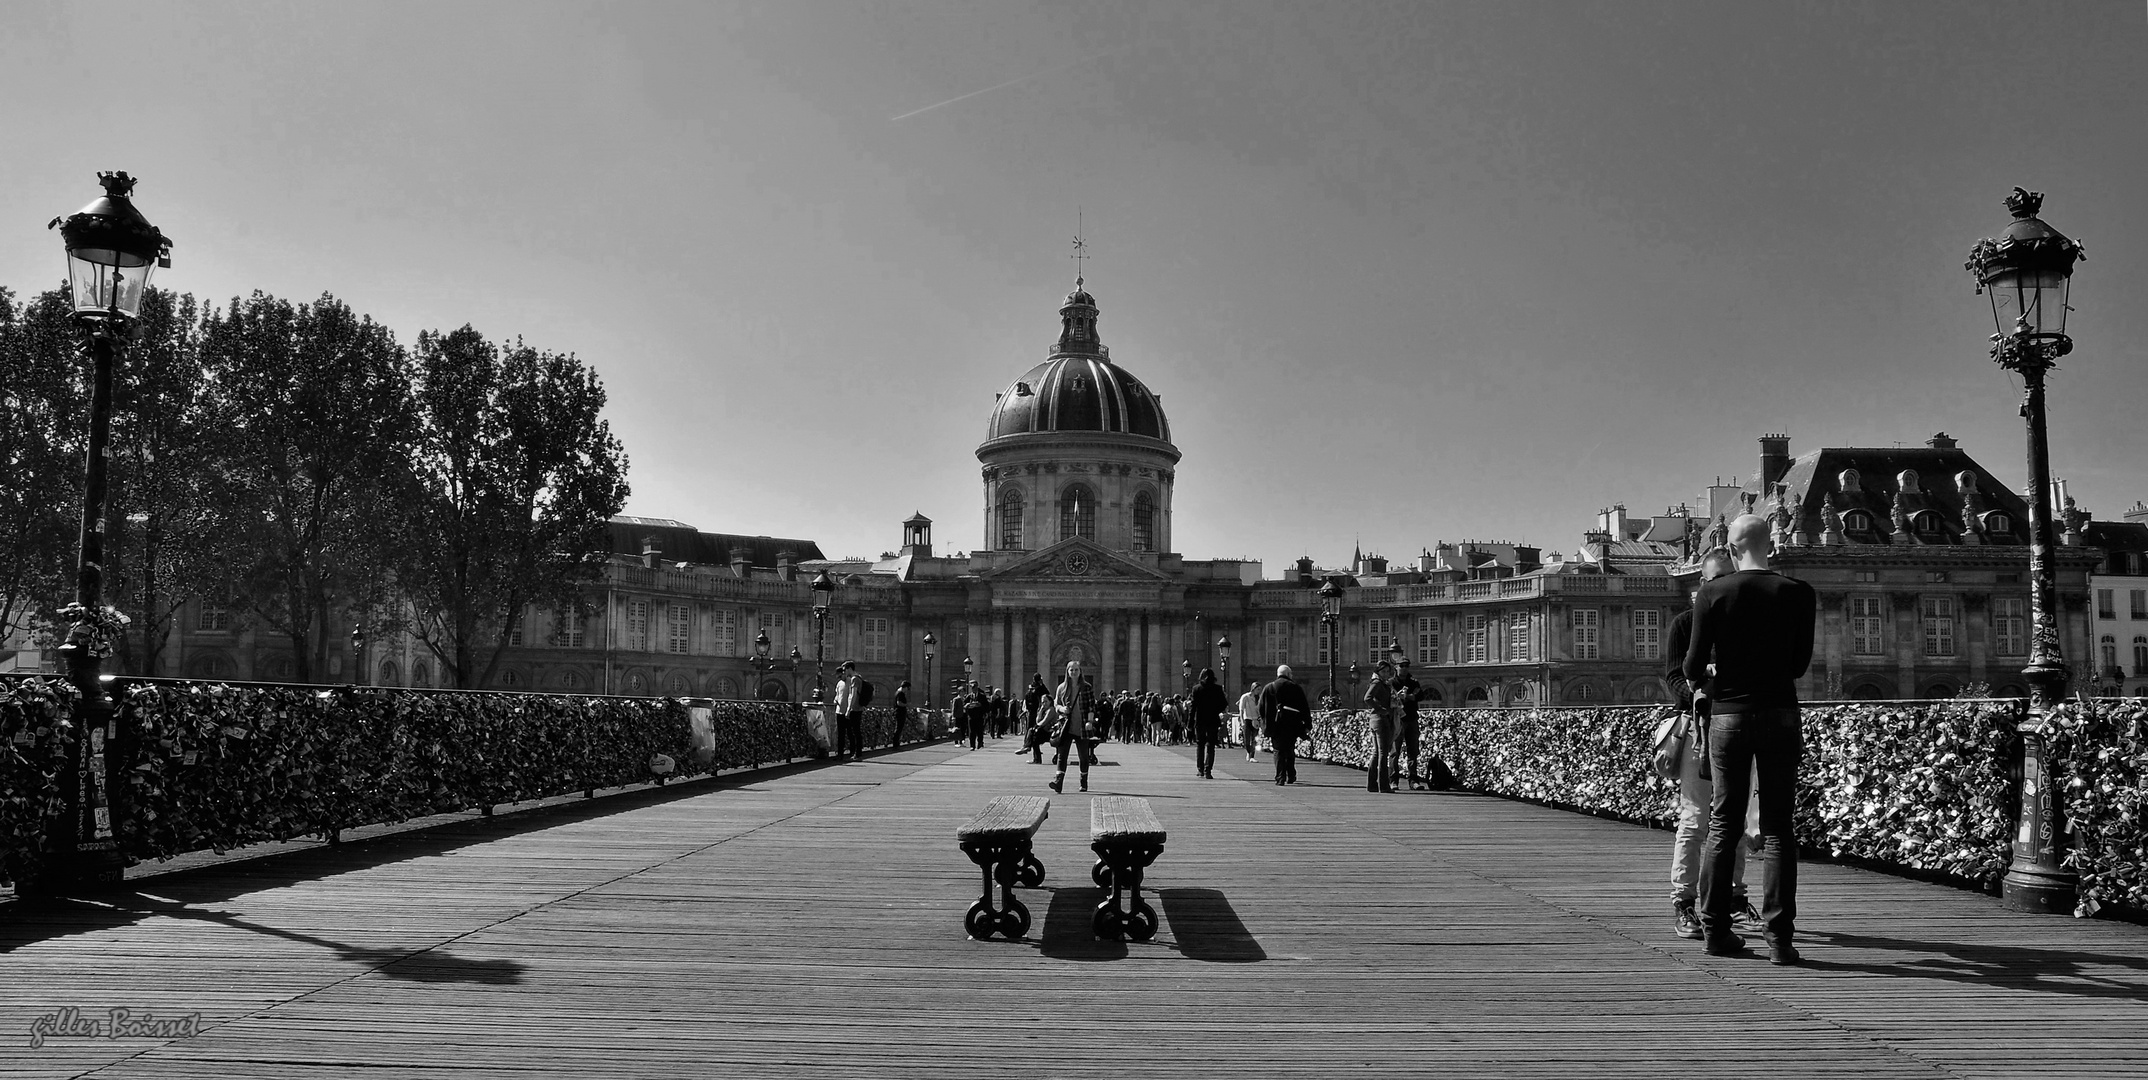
xmin=998 ymin=486 xmax=1024 ymax=550
xmin=380 ymin=660 xmax=400 ymax=686
xmin=499 ymin=669 xmax=522 ymax=688
xmin=411 ymin=661 xmax=431 ymax=687
xmin=1418 ymin=684 xmax=1442 ymax=705
xmin=1464 ymin=686 xmax=1488 ymax=704
xmin=188 ymin=654 xmax=232 ymax=680
xmin=2134 ymin=636 xmax=2147 ymax=676
xmin=1913 ymin=511 xmax=1945 ymax=535
xmin=1132 ymin=490 xmax=1155 ymax=551
xmin=714 ymin=676 xmax=740 ymax=699
xmin=556 ymin=669 xmax=584 ymax=691
xmin=2102 ymin=635 xmax=2119 ymax=671
xmin=1850 ymin=684 xmax=1884 ymax=701
xmin=263 ymin=654 xmax=295 ymax=681
xmin=1568 ymin=683 xmax=1598 ymax=703
xmin=1985 ymin=511 xmax=2012 ymax=534
xmin=1059 ymin=484 xmax=1095 ymax=541
xmin=1842 ymin=510 xmax=1873 ymax=534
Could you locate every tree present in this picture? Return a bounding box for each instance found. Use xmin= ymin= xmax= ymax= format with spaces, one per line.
xmin=101 ymin=287 xmax=220 ymax=676
xmin=195 ymin=292 xmax=414 ymax=682
xmin=398 ymin=326 xmax=628 ymax=688
xmin=0 ymin=287 xmax=86 ymax=664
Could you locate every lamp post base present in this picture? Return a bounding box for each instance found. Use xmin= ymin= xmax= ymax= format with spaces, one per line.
xmin=2001 ymin=866 xmax=2079 ymax=915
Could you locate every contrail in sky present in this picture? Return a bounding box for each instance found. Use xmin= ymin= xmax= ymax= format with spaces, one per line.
xmin=889 ymin=47 xmax=1129 ymax=122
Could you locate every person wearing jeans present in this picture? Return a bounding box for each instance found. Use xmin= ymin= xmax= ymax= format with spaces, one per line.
xmin=1665 ymin=550 xmax=1752 ymax=940
xmin=1684 ymin=514 xmax=1815 ymax=965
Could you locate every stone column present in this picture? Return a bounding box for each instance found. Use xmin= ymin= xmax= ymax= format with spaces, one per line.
xmin=1101 ymin=618 xmax=1118 ymax=694
xmin=1037 ymin=617 xmax=1053 ymax=682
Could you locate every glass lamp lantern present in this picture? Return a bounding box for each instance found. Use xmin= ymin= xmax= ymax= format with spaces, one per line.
xmin=1217 ymin=635 xmax=1232 ymax=667
xmin=754 ymin=630 xmax=770 ymax=661
xmin=1967 ymin=188 xmax=2084 ymax=363
xmin=810 ymin=569 xmax=834 ymax=615
xmin=51 ymin=172 xmax=171 ymax=321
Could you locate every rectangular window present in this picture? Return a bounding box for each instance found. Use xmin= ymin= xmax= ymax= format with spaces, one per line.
xmin=1854 ymin=570 xmax=1879 ymax=583
xmin=666 ymin=603 xmax=691 ymax=654
xmin=1464 ymin=614 xmax=1487 ymax=663
xmin=1632 ymin=608 xmax=1661 ymax=662
xmin=1851 ymin=596 xmax=1885 ymax=656
xmin=197 ymin=602 xmax=229 ymax=633
xmin=708 ymin=608 xmax=738 ymax=656
xmin=1572 ymin=608 xmax=1600 ymax=661
xmin=1416 ymin=616 xmax=1439 ymax=665
xmin=863 ymin=616 xmax=890 ymax=662
xmin=557 ymin=606 xmax=585 ymax=648
xmin=1922 ymin=595 xmax=1955 ymax=657
xmin=626 ymin=598 xmax=650 ymax=652
xmin=508 ymin=609 xmax=524 ymax=648
xmin=1265 ymin=620 xmax=1290 ymax=667
xmin=2132 ymin=590 xmax=2147 ymax=620
xmin=2134 ymin=636 xmax=2148 ymax=677
xmin=2098 ymin=589 xmax=2115 ymax=619
xmin=1993 ymin=597 xmax=2025 ymax=657
xmin=1508 ymin=614 xmax=1531 ymax=662
xmin=1366 ymin=617 xmax=1395 ymax=662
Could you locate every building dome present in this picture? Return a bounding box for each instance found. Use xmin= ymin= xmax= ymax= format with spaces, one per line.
xmin=983 ymin=285 xmax=1172 ymax=445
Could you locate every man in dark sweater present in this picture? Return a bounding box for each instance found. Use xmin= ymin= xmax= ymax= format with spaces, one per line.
xmin=1683 ymin=514 xmax=1815 ymax=965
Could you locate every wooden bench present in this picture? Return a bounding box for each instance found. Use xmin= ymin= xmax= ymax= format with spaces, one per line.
xmin=1089 ymin=795 xmax=1167 ymax=941
xmin=955 ymin=795 xmax=1050 ymax=939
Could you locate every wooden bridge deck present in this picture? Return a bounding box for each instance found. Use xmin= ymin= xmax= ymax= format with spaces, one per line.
xmin=3 ymin=737 xmax=2146 ymax=1079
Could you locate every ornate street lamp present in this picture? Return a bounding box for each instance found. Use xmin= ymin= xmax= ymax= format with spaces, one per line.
xmin=1389 ymin=642 xmax=1407 ymax=669
xmin=922 ymin=631 xmax=937 ymax=710
xmin=37 ymin=173 xmax=172 ymax=890
xmin=1968 ymin=187 xmax=2086 ymax=914
xmin=1318 ymin=577 xmax=1344 ymax=707
xmin=1181 ymin=658 xmax=1193 ymax=692
xmin=351 ymin=625 xmax=368 ymax=687
xmin=808 ymin=569 xmax=834 ymax=702
xmin=963 ymin=654 xmax=975 ymax=693
xmin=787 ymin=646 xmax=803 ymax=701
xmin=1349 ymin=662 xmax=1363 ymax=706
xmin=1217 ymin=634 xmax=1232 ymax=684
xmin=749 ymin=630 xmax=771 ymax=699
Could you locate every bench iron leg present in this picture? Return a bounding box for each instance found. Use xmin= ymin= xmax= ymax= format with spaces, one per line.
xmin=960 ymin=840 xmax=1034 ymax=940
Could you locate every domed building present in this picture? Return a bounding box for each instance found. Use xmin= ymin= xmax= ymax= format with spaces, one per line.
xmin=978 ymin=283 xmax=1179 ymax=555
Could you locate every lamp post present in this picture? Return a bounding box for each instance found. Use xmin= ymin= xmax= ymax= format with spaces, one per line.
xmin=39 ymin=173 xmax=172 ymax=890
xmin=1349 ymin=662 xmax=1362 ymax=707
xmin=1217 ymin=634 xmax=1232 ymax=685
xmin=963 ymin=655 xmax=975 ymax=694
xmin=808 ymin=570 xmax=834 ymax=702
xmin=1181 ymin=659 xmax=1193 ymax=693
xmin=922 ymin=631 xmax=937 ymax=710
xmin=1969 ymin=187 xmax=2086 ymax=914
xmin=749 ymin=630 xmax=771 ymax=699
xmin=787 ymin=646 xmax=802 ymax=701
xmin=351 ymin=625 xmax=368 ymax=687
xmin=1389 ymin=642 xmax=1407 ymax=669
xmin=1318 ymin=577 xmax=1344 ymax=706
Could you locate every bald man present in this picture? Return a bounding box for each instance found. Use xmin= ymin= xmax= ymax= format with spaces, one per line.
xmin=1684 ymin=513 xmax=1815 ymax=965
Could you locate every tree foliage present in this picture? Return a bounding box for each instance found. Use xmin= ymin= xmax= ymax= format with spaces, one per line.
xmin=195 ymin=292 xmax=415 ymax=682
xmin=399 ymin=326 xmax=629 ymax=688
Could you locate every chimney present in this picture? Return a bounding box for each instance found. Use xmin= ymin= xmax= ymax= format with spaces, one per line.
xmin=1418 ymin=548 xmax=1439 ymax=573
xmin=729 ymin=546 xmax=752 ymax=579
xmin=776 ymin=549 xmax=798 ymax=581
xmin=2125 ymin=500 xmax=2148 ymax=524
xmin=640 ymin=535 xmax=661 ymax=569
xmin=1927 ymin=431 xmax=1958 ymax=450
xmin=1363 ymin=553 xmax=1388 ymax=576
xmin=1294 ymin=555 xmax=1315 ymax=584
xmin=1758 ymin=434 xmax=1791 ymax=490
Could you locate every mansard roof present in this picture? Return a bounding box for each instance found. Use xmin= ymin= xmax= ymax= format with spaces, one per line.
xmin=605 ymin=517 xmax=825 ymax=566
xmin=1766 ymin=446 xmax=2030 ymax=545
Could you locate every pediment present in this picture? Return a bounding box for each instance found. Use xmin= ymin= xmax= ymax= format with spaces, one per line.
xmin=982 ymin=538 xmax=1168 ymax=581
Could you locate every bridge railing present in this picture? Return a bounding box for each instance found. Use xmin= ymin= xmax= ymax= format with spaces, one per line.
xmin=0 ymin=675 xmax=934 ymax=890
xmin=1303 ymin=697 xmax=2147 ymax=919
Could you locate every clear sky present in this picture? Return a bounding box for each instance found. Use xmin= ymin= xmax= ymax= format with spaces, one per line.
xmin=4 ymin=2 xmax=2145 ymax=573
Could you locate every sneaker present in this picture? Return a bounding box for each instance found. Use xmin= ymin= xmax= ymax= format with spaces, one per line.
xmin=1673 ymin=901 xmax=1703 ymax=941
xmin=1731 ymin=899 xmax=1762 ymax=930
xmin=1703 ymin=932 xmax=1747 ymax=957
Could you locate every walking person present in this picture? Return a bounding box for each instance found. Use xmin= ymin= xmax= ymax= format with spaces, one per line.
xmin=1261 ymin=666 xmax=1310 ymax=785
xmin=1048 ymin=659 xmax=1101 ymax=794
xmin=1238 ymin=680 xmax=1263 ymax=762
xmin=891 ymin=680 xmax=909 ymax=751
xmin=1142 ymin=692 xmax=1165 ymax=746
xmin=1362 ymin=660 xmax=1398 ymax=793
xmin=1393 ymin=661 xmax=1423 ymax=790
xmin=1189 ymin=668 xmax=1228 ymax=778
xmin=1665 ymin=549 xmax=1756 ymax=941
xmin=990 ymin=686 xmax=1010 ymax=739
xmin=962 ymin=683 xmax=989 ymax=750
xmin=1684 ymin=514 xmax=1816 ymax=965
xmin=1024 ymin=674 xmax=1051 ymax=763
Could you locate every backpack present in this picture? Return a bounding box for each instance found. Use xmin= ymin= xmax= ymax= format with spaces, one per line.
xmin=855 ymin=678 xmax=875 ymax=709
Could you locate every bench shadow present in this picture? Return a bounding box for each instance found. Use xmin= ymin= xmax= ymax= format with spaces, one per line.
xmin=1035 ymin=886 xmax=1128 ymax=961
xmin=1798 ymin=929 xmax=2148 ymax=1000
xmin=1157 ymin=888 xmax=1267 ymax=963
